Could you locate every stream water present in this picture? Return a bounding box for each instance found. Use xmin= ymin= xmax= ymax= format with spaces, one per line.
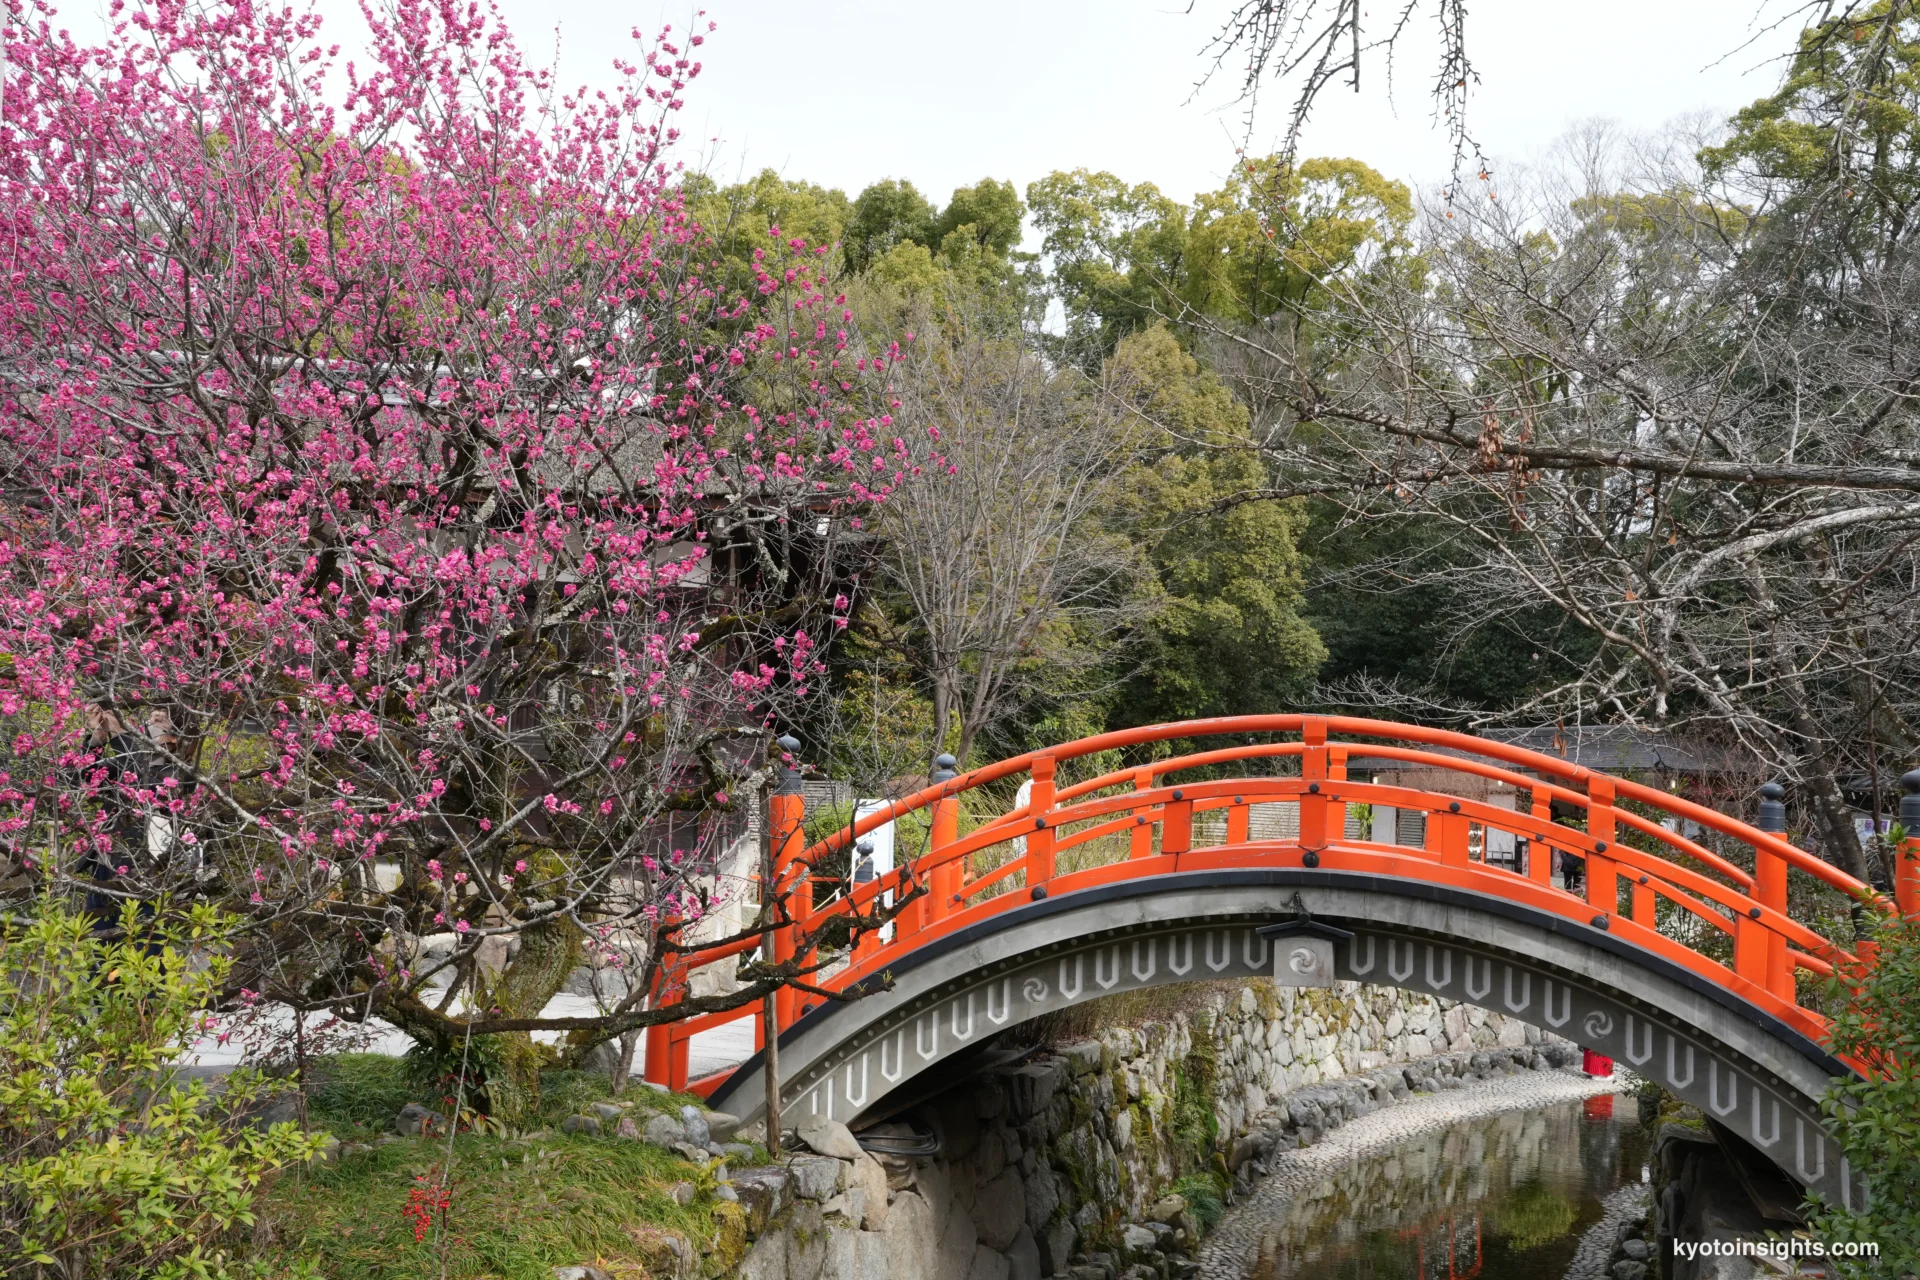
xmin=1246 ymin=1094 xmax=1654 ymax=1280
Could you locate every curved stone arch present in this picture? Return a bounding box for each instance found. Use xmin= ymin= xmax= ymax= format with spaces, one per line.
xmin=708 ymin=869 xmax=1865 ymax=1207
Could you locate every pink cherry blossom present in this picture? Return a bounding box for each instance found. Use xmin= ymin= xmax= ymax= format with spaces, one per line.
xmin=0 ymin=0 xmax=940 ymax=1047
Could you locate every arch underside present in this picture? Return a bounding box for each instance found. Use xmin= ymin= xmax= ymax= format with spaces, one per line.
xmin=707 ymin=869 xmax=1865 ymax=1208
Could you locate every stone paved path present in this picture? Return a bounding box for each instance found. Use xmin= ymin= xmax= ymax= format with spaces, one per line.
xmin=1197 ymin=1067 xmax=1630 ymax=1279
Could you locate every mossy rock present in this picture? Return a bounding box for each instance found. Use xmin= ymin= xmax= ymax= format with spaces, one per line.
xmin=705 ymin=1201 xmax=748 ymax=1274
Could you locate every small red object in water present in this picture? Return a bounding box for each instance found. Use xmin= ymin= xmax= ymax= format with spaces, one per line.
xmin=1584 ymin=1093 xmax=1615 ymax=1121
xmin=1583 ymin=1048 xmax=1614 ymax=1078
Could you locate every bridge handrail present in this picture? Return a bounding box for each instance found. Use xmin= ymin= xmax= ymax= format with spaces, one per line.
xmin=791 ymin=715 xmax=1870 ymax=902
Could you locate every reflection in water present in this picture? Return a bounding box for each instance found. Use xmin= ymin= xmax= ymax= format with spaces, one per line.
xmin=1248 ymin=1094 xmax=1651 ymax=1280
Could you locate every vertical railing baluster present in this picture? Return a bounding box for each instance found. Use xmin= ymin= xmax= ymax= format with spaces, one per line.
xmin=1130 ymin=768 xmax=1155 ymax=859
xmin=1226 ymin=791 xmax=1250 ymax=845
xmin=1162 ymin=786 xmax=1192 ymax=855
xmin=1430 ymin=803 xmax=1470 ymax=866
xmin=1630 ymin=874 xmax=1656 ymax=930
xmin=1733 ymin=911 xmax=1767 ymax=986
xmin=1330 ymin=745 xmax=1350 ymax=839
xmin=1528 ymin=790 xmax=1553 ymax=885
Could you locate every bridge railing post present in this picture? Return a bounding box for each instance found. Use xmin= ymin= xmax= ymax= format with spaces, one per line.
xmin=1026 ymin=755 xmax=1057 ymax=885
xmin=643 ymin=919 xmax=683 ymax=1089
xmin=927 ymin=754 xmax=960 ymax=930
xmin=1130 ymin=768 xmax=1155 ymax=858
xmin=1897 ymin=770 xmax=1920 ymax=920
xmin=770 ymin=735 xmax=806 ymax=1032
xmin=1755 ymin=782 xmax=1793 ymax=998
xmin=1300 ymin=718 xmax=1329 ymax=851
xmin=1585 ymin=775 xmax=1619 ymax=923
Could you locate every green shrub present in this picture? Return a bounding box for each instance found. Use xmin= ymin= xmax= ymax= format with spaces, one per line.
xmin=1807 ymin=901 xmax=1920 ymax=1278
xmin=0 ymin=896 xmax=325 ymax=1278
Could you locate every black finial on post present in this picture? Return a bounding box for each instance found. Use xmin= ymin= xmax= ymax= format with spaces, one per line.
xmin=1900 ymin=769 xmax=1920 ymax=829
xmin=1756 ymin=781 xmax=1787 ymax=834
xmin=775 ymin=734 xmax=803 ymax=796
xmin=931 ymin=753 xmax=958 ymax=784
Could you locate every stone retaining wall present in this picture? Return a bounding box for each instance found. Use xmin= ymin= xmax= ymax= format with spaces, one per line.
xmin=726 ymin=980 xmax=1567 ymax=1280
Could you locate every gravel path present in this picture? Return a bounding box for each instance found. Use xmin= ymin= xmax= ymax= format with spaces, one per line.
xmin=1196 ymin=1067 xmax=1630 ymax=1279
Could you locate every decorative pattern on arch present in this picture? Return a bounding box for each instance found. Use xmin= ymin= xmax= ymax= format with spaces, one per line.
xmin=704 ymin=876 xmax=1869 ymax=1208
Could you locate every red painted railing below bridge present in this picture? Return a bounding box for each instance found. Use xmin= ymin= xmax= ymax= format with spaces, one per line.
xmin=643 ymin=716 xmax=1909 ymax=1095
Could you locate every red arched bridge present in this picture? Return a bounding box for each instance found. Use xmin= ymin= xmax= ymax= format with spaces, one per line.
xmin=647 ymin=716 xmax=1915 ymax=1209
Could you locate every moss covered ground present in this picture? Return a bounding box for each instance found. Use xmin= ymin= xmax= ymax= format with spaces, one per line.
xmin=255 ymin=1055 xmax=758 ymax=1279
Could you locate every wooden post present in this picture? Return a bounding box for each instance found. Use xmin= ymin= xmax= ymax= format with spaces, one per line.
xmin=1026 ymin=755 xmax=1056 ymax=884
xmin=1754 ymin=782 xmax=1792 ymax=998
xmin=1898 ymin=770 xmax=1920 ymax=921
xmin=1430 ymin=804 xmax=1471 ymax=866
xmin=928 ymin=754 xmax=960 ymax=929
xmin=642 ymin=938 xmax=679 ymax=1089
xmin=1161 ymin=788 xmax=1193 ymax=855
xmin=765 ymin=735 xmax=806 ymax=1150
xmin=761 ymin=985 xmax=781 ymax=1158
xmin=1300 ymin=718 xmax=1329 ymax=851
xmin=1585 ymin=775 xmax=1619 ymax=920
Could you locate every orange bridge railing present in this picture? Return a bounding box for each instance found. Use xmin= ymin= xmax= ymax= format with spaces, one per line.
xmin=643 ymin=716 xmax=1909 ymax=1094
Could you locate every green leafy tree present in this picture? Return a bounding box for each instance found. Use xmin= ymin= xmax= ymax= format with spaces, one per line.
xmin=1028 ymin=157 xmax=1410 ymax=360
xmin=0 ymin=899 xmax=325 ymax=1278
xmin=1297 ymin=512 xmax=1595 ymax=715
xmin=1700 ymin=1 xmax=1920 ymax=272
xmin=683 ymin=168 xmax=852 ymax=299
xmin=1105 ymin=325 xmax=1324 ymax=727
xmin=1180 ymin=156 xmax=1411 ymax=325
xmin=844 ymin=178 xmax=938 ymax=272
xmin=1807 ymin=901 xmax=1920 ymax=1276
xmin=934 ymin=177 xmax=1028 ymax=258
xmin=1028 ymin=169 xmax=1187 ymax=357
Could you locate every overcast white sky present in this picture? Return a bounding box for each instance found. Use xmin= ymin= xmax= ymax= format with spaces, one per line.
xmin=63 ymin=0 xmax=1811 ymax=237
xmin=451 ymin=0 xmax=1808 ymax=236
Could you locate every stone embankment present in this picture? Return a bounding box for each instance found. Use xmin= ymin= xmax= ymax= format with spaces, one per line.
xmin=1651 ymin=1121 xmax=1807 ymax=1280
xmin=726 ymin=979 xmax=1571 ymax=1280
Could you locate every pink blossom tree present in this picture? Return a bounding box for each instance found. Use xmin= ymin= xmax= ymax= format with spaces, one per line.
xmin=0 ymin=0 xmax=928 ymax=1109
